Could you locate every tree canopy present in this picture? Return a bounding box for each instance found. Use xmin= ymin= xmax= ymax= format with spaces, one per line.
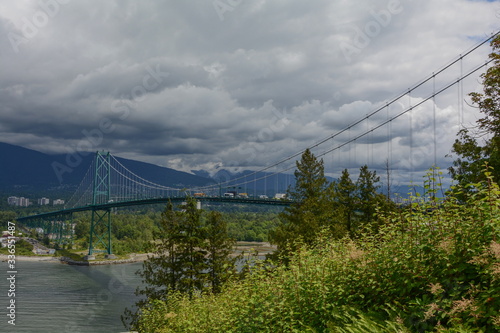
xmin=450 ymin=35 xmax=500 ymax=187
xmin=123 ymin=198 xmax=236 ymax=330
xmin=269 ymin=149 xmax=334 ymax=257
xmin=269 ymin=149 xmax=390 ymax=258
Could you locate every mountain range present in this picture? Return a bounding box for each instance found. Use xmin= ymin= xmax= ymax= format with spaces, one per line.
xmin=0 ymin=142 xmax=215 ymax=197
xmin=0 ymin=142 xmax=295 ymax=200
xmin=0 ymin=142 xmax=410 ymax=201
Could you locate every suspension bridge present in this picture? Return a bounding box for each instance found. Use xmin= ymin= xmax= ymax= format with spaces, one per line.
xmin=16 ymin=32 xmax=499 ymax=258
xmin=16 ymin=151 xmax=292 ymax=257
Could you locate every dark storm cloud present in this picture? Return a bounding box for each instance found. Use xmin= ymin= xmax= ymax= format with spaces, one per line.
xmin=0 ymin=0 xmax=498 ymax=179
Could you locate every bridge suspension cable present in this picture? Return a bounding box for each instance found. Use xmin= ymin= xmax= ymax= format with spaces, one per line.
xmin=314 ymin=58 xmax=495 ymax=161
xmin=202 ymin=31 xmax=499 ymax=189
xmin=63 ymin=30 xmax=499 ymax=206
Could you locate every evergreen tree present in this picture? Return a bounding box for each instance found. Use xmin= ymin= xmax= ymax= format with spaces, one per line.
xmin=332 ymin=169 xmax=357 ymax=238
xmin=123 ymin=198 xmax=206 ymax=328
xmin=269 ymin=149 xmax=332 ymax=257
xmin=175 ymin=197 xmax=208 ymax=298
xmin=205 ymin=211 xmax=237 ymax=293
xmin=123 ymin=198 xmax=236 ymax=330
xmin=122 ymin=201 xmax=182 ymax=328
xmin=356 ymin=165 xmax=380 ymax=226
xmin=450 ymin=35 xmax=500 ymax=188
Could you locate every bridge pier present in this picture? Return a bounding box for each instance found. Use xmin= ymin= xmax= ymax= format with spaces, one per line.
xmin=88 ymin=208 xmax=112 ymax=256
xmin=87 ymin=151 xmax=114 ymax=257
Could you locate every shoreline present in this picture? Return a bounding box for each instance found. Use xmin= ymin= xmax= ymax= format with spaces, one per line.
xmin=0 ymin=242 xmax=277 ymax=266
xmin=0 ymin=253 xmax=151 ymax=265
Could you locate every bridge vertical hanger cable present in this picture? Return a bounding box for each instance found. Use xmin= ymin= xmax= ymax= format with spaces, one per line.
xmin=254 ymin=172 xmax=256 ymax=197
xmin=460 ymin=55 xmax=464 ymax=127
xmin=316 ymin=58 xmax=495 ymax=162
xmin=352 ymin=129 xmax=356 ymax=171
xmin=408 ymin=89 xmax=413 ymax=184
xmin=330 ymin=138 xmax=334 ymax=181
xmin=122 ymin=31 xmax=500 ymax=197
xmin=386 ymin=104 xmax=389 ymax=172
xmin=366 ymin=115 xmax=369 ymax=167
xmin=275 ymin=165 xmax=278 ymax=196
xmin=264 ymin=172 xmax=267 ymax=198
xmin=348 ymin=127 xmax=351 ymax=171
xmin=433 ymin=73 xmax=437 ymax=167
xmin=67 ymin=32 xmax=500 ymax=202
xmin=457 ymin=56 xmax=461 ymax=128
xmin=202 ymin=50 xmax=494 ymax=195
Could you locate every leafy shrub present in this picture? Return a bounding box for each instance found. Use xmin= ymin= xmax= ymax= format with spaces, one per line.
xmin=132 ymin=168 xmax=499 ymax=333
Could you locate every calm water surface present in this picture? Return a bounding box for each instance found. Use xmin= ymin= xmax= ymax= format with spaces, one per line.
xmin=0 ymin=260 xmax=144 ymax=333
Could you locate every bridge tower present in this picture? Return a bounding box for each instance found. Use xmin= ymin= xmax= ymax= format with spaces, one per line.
xmin=88 ymin=151 xmax=114 ymax=258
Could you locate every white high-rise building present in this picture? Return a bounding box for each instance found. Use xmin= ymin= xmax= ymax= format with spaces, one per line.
xmin=18 ymin=197 xmax=30 ymax=207
xmin=38 ymin=197 xmax=50 ymax=205
xmin=7 ymin=196 xmax=31 ymax=207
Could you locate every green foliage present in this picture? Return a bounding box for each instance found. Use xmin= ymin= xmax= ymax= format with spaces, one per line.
xmin=328 ymin=307 xmax=411 ymax=333
xmin=332 ymin=169 xmax=357 ymax=237
xmin=70 ymin=211 xmax=158 ymax=254
xmin=205 ymin=211 xmax=238 ymax=293
xmin=70 ymin=209 xmax=276 ymax=255
xmin=225 ymin=211 xmax=280 ymax=242
xmin=330 ymin=165 xmax=395 ymax=238
xmin=0 ymin=238 xmax=34 ymax=256
xmin=0 ymin=210 xmax=16 ymax=229
xmin=131 ymin=168 xmax=500 ymax=333
xmin=269 ymin=149 xmax=337 ymax=258
xmin=124 ymin=198 xmax=237 ymax=331
xmin=54 ymin=249 xmax=86 ymax=261
xmin=74 ymin=219 xmax=90 ymax=239
xmin=450 ymin=35 xmax=500 ymax=189
xmin=356 ymin=165 xmax=380 ymax=225
xmin=270 ymin=151 xmax=393 ymax=260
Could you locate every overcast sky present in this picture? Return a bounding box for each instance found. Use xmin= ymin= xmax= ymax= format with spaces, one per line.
xmin=1 ymin=0 xmax=499 ymax=184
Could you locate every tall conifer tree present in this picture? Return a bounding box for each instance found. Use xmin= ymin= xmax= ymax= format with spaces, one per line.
xmin=332 ymin=168 xmax=357 ymax=238
xmin=205 ymin=210 xmax=237 ymax=293
xmin=356 ymin=165 xmax=380 ymax=226
xmin=124 ymin=197 xmax=236 ymax=330
xmin=269 ymin=149 xmax=332 ymax=257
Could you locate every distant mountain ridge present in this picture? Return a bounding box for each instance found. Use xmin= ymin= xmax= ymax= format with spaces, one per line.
xmin=0 ymin=142 xmax=215 ymax=197
xmin=0 ymin=142 xmax=412 ymax=201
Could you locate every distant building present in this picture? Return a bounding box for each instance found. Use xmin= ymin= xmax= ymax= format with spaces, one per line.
xmin=19 ymin=197 xmax=31 ymax=207
xmin=8 ymin=196 xmax=31 ymax=207
xmin=53 ymin=199 xmax=65 ymax=205
xmin=7 ymin=196 xmax=19 ymax=206
xmin=38 ymin=197 xmax=50 ymax=205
